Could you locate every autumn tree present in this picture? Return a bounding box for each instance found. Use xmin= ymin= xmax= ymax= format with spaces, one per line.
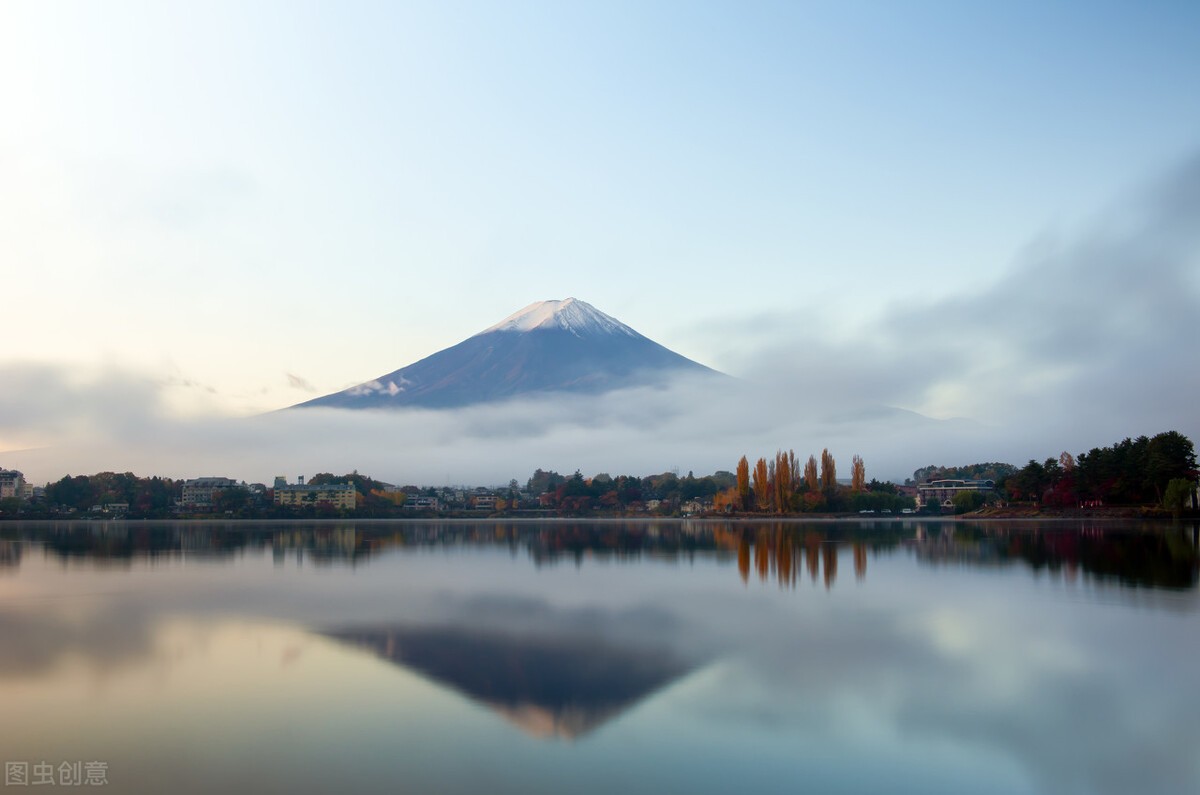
xmin=851 ymin=455 xmax=865 ymax=491
xmin=774 ymin=450 xmax=793 ymax=513
xmin=753 ymin=457 xmax=770 ymax=511
xmin=713 ymin=488 xmax=740 ymax=512
xmin=820 ymin=449 xmax=837 ymax=493
xmin=736 ymin=456 xmax=750 ymax=510
xmin=767 ymin=458 xmax=777 ymax=512
xmin=804 ymin=455 xmax=819 ymax=492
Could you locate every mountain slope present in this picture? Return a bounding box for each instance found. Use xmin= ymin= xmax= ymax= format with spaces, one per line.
xmin=295 ymin=298 xmax=720 ymax=410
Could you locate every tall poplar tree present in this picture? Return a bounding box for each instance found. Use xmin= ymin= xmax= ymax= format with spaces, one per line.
xmin=753 ymin=458 xmax=770 ymax=511
xmin=851 ymin=454 xmax=865 ymax=491
xmin=820 ymin=449 xmax=837 ymax=493
xmin=775 ymin=450 xmax=793 ymax=513
xmin=804 ymin=455 xmax=819 ymax=492
xmin=736 ymin=456 xmax=750 ymax=510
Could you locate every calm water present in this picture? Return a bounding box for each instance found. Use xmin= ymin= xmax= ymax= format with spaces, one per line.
xmin=1 ymin=519 xmax=1198 ymax=795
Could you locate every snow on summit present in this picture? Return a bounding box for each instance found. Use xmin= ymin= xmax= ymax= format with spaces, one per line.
xmin=294 ymin=296 xmax=720 ymax=410
xmin=477 ymin=298 xmax=639 ymax=338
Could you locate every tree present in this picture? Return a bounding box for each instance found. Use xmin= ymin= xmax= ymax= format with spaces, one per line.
xmin=753 ymin=458 xmax=769 ymax=511
xmin=820 ymin=449 xmax=836 ymax=494
xmin=47 ymin=475 xmax=96 ymax=512
xmin=952 ymin=490 xmax=985 ymax=514
xmin=212 ymin=486 xmax=251 ymax=515
xmin=850 ymin=455 xmax=865 ymax=491
xmin=736 ymin=456 xmax=750 ymax=510
xmin=1163 ymin=478 xmax=1193 ymax=520
xmin=866 ymin=478 xmax=897 ymax=494
xmin=804 ymin=456 xmax=818 ymax=492
xmin=527 ymin=469 xmax=565 ymax=495
xmin=1007 ymin=460 xmax=1047 ymax=502
xmin=774 ymin=451 xmax=792 ymax=513
xmin=1146 ymin=431 xmax=1197 ymax=500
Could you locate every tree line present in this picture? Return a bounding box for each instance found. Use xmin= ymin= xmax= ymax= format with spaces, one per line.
xmin=1002 ymin=430 xmax=1196 ymax=512
xmin=721 ymin=450 xmax=915 ymax=514
xmin=526 ymin=469 xmax=737 ymax=515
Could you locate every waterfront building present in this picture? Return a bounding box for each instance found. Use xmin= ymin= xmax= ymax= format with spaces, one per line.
xmin=273 ymin=476 xmax=357 ymax=510
xmin=180 ymin=477 xmax=240 ymax=510
xmin=0 ymin=469 xmax=26 ymax=499
xmin=917 ymin=479 xmax=995 ymax=508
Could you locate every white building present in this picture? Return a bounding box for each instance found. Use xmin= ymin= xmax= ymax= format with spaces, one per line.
xmin=180 ymin=477 xmax=239 ymax=510
xmin=0 ymin=469 xmax=26 ymax=500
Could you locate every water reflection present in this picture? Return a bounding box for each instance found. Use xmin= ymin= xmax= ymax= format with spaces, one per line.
xmin=3 ymin=519 xmax=1198 ymax=594
xmin=325 ymin=624 xmax=695 ymax=739
xmin=2 ymin=519 xmax=1200 ymax=794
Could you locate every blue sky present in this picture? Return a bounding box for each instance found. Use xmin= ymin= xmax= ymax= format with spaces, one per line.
xmin=1 ymin=1 xmax=1197 ymax=483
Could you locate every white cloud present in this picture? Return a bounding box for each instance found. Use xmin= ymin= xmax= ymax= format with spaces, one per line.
xmin=3 ymin=152 xmax=1197 ymax=487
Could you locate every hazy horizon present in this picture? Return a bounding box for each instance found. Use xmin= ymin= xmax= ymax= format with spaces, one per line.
xmin=1 ymin=1 xmax=1197 ymax=486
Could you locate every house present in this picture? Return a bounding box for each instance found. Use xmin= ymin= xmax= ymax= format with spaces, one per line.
xmin=180 ymin=477 xmax=239 ymax=510
xmin=916 ymin=479 xmax=994 ymax=508
xmin=273 ymin=476 xmax=356 ymax=510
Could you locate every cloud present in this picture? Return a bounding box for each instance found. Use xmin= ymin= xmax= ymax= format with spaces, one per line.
xmin=2 ymin=151 xmax=1197 ymax=485
xmin=0 ymin=361 xmax=1007 ymax=486
xmin=712 ymin=148 xmax=1200 ymax=461
xmin=286 ymin=372 xmax=317 ymax=393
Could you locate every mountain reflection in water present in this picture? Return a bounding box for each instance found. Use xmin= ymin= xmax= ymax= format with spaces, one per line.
xmin=324 ymin=624 xmax=695 ymax=739
xmin=2 ymin=518 xmax=1200 ymax=795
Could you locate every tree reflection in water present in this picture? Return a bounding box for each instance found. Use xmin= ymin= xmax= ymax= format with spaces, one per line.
xmin=2 ymin=518 xmax=1197 ymax=592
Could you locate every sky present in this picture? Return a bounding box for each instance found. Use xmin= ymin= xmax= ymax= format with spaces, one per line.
xmin=1 ymin=0 xmax=1198 ymax=485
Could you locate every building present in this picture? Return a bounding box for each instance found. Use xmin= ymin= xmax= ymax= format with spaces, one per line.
xmin=180 ymin=477 xmax=240 ymax=510
xmin=403 ymin=496 xmax=440 ymax=511
xmin=0 ymin=469 xmax=26 ymax=500
xmin=917 ymin=479 xmax=995 ymax=508
xmin=273 ymin=476 xmax=356 ymax=511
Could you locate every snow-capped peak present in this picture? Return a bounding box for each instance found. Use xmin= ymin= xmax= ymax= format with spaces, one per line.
xmin=476 ymin=298 xmax=640 ymax=338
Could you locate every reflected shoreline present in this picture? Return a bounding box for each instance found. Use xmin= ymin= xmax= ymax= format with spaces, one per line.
xmin=3 ymin=518 xmax=1198 ymax=594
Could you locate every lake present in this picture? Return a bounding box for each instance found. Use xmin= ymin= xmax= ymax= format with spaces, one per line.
xmin=1 ymin=519 xmax=1198 ymax=794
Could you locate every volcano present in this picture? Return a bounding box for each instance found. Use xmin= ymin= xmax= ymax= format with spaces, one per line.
xmin=295 ymin=298 xmax=720 ymax=410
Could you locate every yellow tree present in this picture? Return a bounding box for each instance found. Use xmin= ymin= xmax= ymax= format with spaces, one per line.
xmin=820 ymin=448 xmax=836 ymax=493
xmin=736 ymin=456 xmax=750 ymax=510
xmin=714 ymin=488 xmax=739 ymax=513
xmin=788 ymin=450 xmax=801 ymax=494
xmin=774 ymin=450 xmax=793 ymax=513
xmin=767 ymin=458 xmax=777 ymax=512
xmin=753 ymin=457 xmax=770 ymax=511
xmin=804 ymin=455 xmax=819 ymax=492
xmin=851 ymin=454 xmax=865 ymax=491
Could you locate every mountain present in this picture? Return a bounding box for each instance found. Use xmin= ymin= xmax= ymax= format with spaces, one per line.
xmin=295 ymin=297 xmax=720 ymax=410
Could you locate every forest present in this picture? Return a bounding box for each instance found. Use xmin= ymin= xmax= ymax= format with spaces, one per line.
xmin=1002 ymin=430 xmax=1196 ymax=513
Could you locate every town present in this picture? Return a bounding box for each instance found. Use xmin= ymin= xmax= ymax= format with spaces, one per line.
xmin=1 ymin=430 xmax=1196 ymax=520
